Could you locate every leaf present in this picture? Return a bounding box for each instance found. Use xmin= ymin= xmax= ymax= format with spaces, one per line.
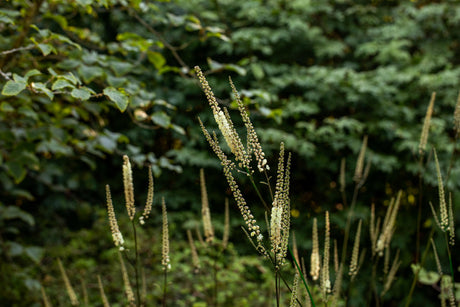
xmin=24 ymin=69 xmax=41 ymax=80
xmin=5 ymin=161 xmax=27 ymax=183
xmin=2 ymin=206 xmax=35 ymax=226
xmin=52 ymin=79 xmax=74 ymax=90
xmin=151 ymin=111 xmax=171 ymax=128
xmin=147 ymin=51 xmax=166 ymax=70
xmin=103 ymin=87 xmax=129 ymax=112
xmin=31 ymin=82 xmax=54 ymax=100
xmin=37 ymin=43 xmax=55 ymax=56
xmin=25 ymin=246 xmax=44 ymax=264
xmin=78 ymin=65 xmax=105 ymax=83
xmin=71 ymin=88 xmax=92 ymax=100
xmin=2 ymin=80 xmax=27 ymax=96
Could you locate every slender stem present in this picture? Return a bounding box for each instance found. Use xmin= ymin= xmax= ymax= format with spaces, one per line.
xmin=443 ymin=232 xmax=455 ymax=283
xmin=289 ymin=246 xmax=315 ymax=307
xmin=162 ymin=268 xmax=168 ymax=307
xmin=264 ymin=169 xmax=274 ymax=202
xmin=404 ymin=227 xmax=435 ymax=307
xmin=245 ymin=167 xmax=270 ymax=211
xmin=132 ymin=220 xmax=141 ymax=306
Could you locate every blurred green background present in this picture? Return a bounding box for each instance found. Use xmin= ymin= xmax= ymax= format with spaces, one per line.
xmin=0 ymin=0 xmax=459 ymax=306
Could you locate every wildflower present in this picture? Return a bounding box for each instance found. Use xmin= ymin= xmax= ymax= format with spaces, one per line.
xmin=58 ymin=259 xmax=79 ymax=306
xmin=119 ymin=252 xmax=135 ymax=306
xmin=419 ymin=92 xmax=436 ymax=155
xmin=200 ymin=169 xmax=214 ymax=243
xmin=310 ymin=218 xmax=320 ymax=281
xmin=322 ymin=211 xmax=331 ymax=296
xmin=140 ymin=166 xmax=154 ymax=224
xmin=106 ymin=185 xmax=125 ymax=250
xmin=122 ymin=155 xmax=135 ymax=220
xmin=229 ymin=77 xmax=269 ymax=172
xmin=162 ymin=197 xmax=170 ymax=271
xmin=349 ymin=220 xmax=362 ymax=280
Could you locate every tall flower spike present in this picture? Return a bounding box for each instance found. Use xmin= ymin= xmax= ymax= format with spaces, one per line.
xmin=229 ymin=76 xmax=269 ymax=172
xmin=195 ymin=66 xmax=249 ymax=168
xmin=349 ymin=219 xmax=362 ymax=280
xmin=448 ymin=193 xmax=455 ymax=246
xmin=430 ymin=238 xmax=443 ymax=276
xmin=376 ymin=191 xmax=402 ymax=256
xmin=58 ymin=258 xmax=79 ymax=306
xmin=187 ymin=229 xmax=201 ymax=271
xmin=353 ymin=135 xmax=368 ymax=183
xmin=97 ymin=275 xmax=110 ymax=307
xmin=122 ymin=155 xmax=135 ymax=220
xmin=119 ymin=252 xmax=135 ymax=306
xmin=381 ymin=250 xmax=401 ymax=297
xmin=41 ymin=286 xmax=52 ymax=307
xmin=322 ymin=211 xmax=331 ymax=296
xmin=290 ymin=269 xmax=300 ymax=307
xmin=140 ymin=166 xmax=154 ymax=225
xmin=106 ymin=185 xmax=125 ymax=250
xmin=433 ymin=148 xmax=449 ymax=231
xmin=310 ymin=217 xmax=320 ymax=281
xmin=199 ymin=118 xmax=262 ymax=245
xmin=200 ymin=169 xmax=214 ymax=243
xmin=419 ymin=92 xmax=436 ymax=156
xmin=270 ymin=143 xmax=291 ymax=267
xmin=162 ymin=197 xmax=171 ymax=271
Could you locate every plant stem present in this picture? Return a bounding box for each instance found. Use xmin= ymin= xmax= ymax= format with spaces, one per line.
xmin=404 ymin=227 xmax=435 ymax=307
xmin=132 ymin=220 xmax=141 ymax=306
xmin=289 ymin=246 xmax=316 ymax=307
xmin=162 ymin=268 xmax=168 ymax=307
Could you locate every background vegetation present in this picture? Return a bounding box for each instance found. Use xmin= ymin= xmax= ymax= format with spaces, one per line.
xmin=0 ymin=0 xmax=459 ymax=306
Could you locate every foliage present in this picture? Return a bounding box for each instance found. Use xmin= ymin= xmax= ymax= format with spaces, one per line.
xmin=1 ymin=0 xmax=460 ymax=305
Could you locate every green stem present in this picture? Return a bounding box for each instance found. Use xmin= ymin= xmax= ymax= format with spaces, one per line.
xmin=132 ymin=220 xmax=141 ymax=306
xmin=404 ymin=227 xmax=435 ymax=307
xmin=162 ymin=268 xmax=168 ymax=307
xmin=289 ymin=246 xmax=316 ymax=307
xmin=443 ymin=232 xmax=455 ymax=283
xmin=245 ymin=167 xmax=270 ymax=211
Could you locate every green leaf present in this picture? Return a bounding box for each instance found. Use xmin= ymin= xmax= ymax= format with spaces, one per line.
xmin=78 ymin=65 xmax=105 ymax=83
xmin=0 ymin=102 xmax=14 ymax=112
xmin=2 ymin=80 xmax=27 ymax=96
xmin=25 ymin=246 xmax=44 ymax=264
xmin=147 ymin=51 xmax=166 ymax=70
xmin=71 ymin=88 xmax=92 ymax=100
xmin=37 ymin=43 xmax=56 ymax=56
xmin=24 ymin=69 xmax=41 ymax=80
xmin=151 ymin=111 xmax=171 ymax=128
xmin=31 ymin=82 xmax=54 ymax=100
xmin=52 ymin=79 xmax=74 ymax=90
xmin=2 ymin=206 xmax=35 ymax=226
xmin=103 ymin=87 xmax=129 ymax=112
xmin=5 ymin=161 xmax=27 ymax=183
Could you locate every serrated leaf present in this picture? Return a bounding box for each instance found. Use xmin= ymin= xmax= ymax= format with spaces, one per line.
xmin=151 ymin=111 xmax=171 ymax=128
xmin=103 ymin=87 xmax=129 ymax=112
xmin=52 ymin=79 xmax=74 ymax=90
xmin=71 ymin=88 xmax=91 ymax=100
xmin=2 ymin=80 xmax=27 ymax=96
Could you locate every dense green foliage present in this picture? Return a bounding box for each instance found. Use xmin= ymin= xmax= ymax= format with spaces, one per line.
xmin=1 ymin=0 xmax=459 ymax=305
